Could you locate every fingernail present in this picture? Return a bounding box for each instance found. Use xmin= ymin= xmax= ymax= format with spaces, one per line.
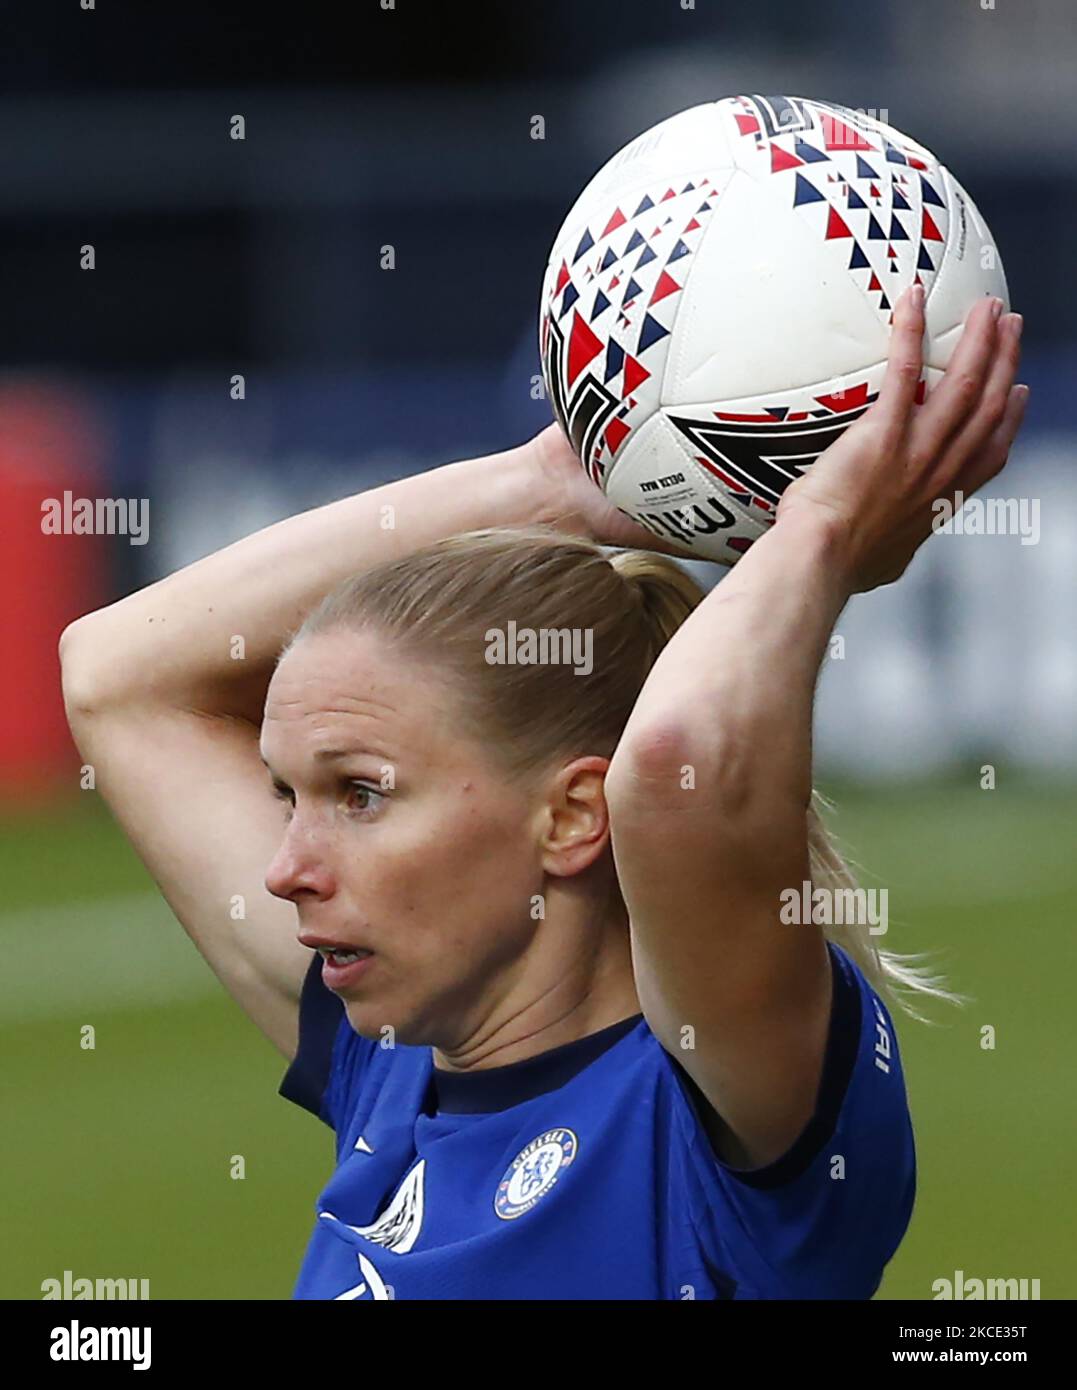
xmin=991 ymin=297 xmax=1004 ymax=320
xmin=1009 ymin=313 xmax=1024 ymax=338
xmin=910 ymin=284 xmax=924 ymax=308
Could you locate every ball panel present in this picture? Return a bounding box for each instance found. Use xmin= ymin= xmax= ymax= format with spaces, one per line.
xmin=544 ymin=103 xmax=733 ymax=266
xmin=664 ymin=167 xmax=888 ymax=404
xmin=604 ymin=408 xmax=767 ymax=559
xmin=606 ymin=367 xmax=892 ymax=562
xmin=922 ymin=165 xmax=1009 ymax=370
xmin=719 ymin=96 xmax=956 ymax=345
xmin=539 ymin=162 xmax=735 ymax=488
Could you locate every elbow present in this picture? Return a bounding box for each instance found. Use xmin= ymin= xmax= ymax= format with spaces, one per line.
xmin=607 ymin=718 xmax=757 ymax=820
xmin=59 ymin=617 xmax=112 ymax=724
xmin=607 ymin=719 xmax=809 ymax=875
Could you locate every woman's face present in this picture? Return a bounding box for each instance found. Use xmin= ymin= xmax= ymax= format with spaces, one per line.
xmin=260 ymin=629 xmax=553 ymax=1049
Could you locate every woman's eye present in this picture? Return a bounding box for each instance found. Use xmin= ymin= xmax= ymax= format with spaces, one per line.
xmin=345 ymin=782 xmax=381 ymax=814
xmin=267 ymin=781 xmax=380 ymax=818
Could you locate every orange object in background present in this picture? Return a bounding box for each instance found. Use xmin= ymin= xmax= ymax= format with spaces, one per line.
xmin=0 ymin=381 xmax=109 ymax=806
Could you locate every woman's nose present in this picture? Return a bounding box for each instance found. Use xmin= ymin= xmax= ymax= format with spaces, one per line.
xmin=264 ymin=816 xmax=334 ymax=902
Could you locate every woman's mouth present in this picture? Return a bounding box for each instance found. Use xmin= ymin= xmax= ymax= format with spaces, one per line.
xmin=319 ymin=947 xmax=372 ymax=965
xmin=318 ymin=947 xmax=375 ymax=990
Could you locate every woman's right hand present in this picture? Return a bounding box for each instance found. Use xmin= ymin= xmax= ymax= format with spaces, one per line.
xmin=528 ymin=422 xmax=691 ymax=556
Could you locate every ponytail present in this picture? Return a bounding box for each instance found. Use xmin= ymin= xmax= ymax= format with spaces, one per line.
xmin=608 ymin=549 xmax=705 ymax=658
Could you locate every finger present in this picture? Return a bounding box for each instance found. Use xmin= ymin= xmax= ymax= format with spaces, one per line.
xmin=916 ymin=295 xmax=1003 ymax=451
xmin=872 ymin=284 xmax=926 ymax=442
xmin=917 ymin=311 xmax=1023 ymax=492
xmin=953 ymin=381 xmax=1030 ymax=498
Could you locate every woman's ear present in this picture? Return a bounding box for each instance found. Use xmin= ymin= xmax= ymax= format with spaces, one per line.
xmin=538 ymin=758 xmax=612 ymax=878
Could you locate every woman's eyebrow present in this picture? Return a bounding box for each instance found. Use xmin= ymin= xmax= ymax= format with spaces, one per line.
xmin=311 ymin=745 xmax=385 ymax=762
xmin=258 ymin=747 xmax=392 ymax=775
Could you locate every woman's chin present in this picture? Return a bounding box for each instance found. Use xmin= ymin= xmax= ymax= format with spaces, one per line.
xmin=342 ymin=999 xmax=420 ymax=1049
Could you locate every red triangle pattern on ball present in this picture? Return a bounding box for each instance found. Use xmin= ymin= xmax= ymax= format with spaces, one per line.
xmin=543 ymin=170 xmax=721 ymax=481
xmin=730 ymin=95 xmax=950 ymax=327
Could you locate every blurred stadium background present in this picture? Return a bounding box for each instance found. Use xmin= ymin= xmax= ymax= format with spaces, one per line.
xmin=2 ymin=0 xmax=1074 ymax=1299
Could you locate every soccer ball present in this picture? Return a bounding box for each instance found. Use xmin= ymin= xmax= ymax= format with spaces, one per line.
xmin=539 ymin=95 xmax=1007 ymax=563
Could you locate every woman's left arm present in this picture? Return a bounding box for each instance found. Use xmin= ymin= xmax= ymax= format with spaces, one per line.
xmin=604 ymin=286 xmax=1027 ymax=1169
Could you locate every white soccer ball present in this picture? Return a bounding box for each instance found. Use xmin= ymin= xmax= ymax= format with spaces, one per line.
xmin=539 ymin=95 xmax=1007 ymax=563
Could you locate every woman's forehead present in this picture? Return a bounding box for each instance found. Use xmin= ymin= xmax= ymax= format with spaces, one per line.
xmin=270 ymin=631 xmax=426 ymax=701
xmin=263 ymin=633 xmax=466 ymax=756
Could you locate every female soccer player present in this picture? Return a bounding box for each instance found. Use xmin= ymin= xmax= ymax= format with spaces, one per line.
xmin=61 ymin=286 xmax=1025 ymax=1299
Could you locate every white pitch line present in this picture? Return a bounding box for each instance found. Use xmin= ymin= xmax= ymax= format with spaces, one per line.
xmin=0 ymin=893 xmax=219 ymax=1023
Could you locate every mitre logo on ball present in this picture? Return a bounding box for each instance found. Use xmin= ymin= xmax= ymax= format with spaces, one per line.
xmin=539 ymin=94 xmax=1007 ymax=563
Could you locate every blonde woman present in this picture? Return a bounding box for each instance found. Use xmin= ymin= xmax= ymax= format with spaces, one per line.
xmin=60 ymin=286 xmax=1025 ymax=1299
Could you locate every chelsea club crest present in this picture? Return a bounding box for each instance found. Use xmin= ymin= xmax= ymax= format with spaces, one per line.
xmin=494 ymin=1128 xmax=578 ymax=1220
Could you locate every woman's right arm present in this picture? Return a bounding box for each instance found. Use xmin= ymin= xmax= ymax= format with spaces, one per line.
xmin=59 ymin=436 xmax=582 ymax=1059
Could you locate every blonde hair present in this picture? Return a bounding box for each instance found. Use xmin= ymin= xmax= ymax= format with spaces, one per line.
xmin=290 ymin=524 xmax=956 ymax=1021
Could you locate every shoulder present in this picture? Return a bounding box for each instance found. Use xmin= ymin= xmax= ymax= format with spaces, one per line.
xmin=664 ymin=942 xmax=911 ymax=1185
xmin=652 ymin=942 xmax=916 ymax=1296
xmin=639 ymin=939 xmax=917 ymax=1295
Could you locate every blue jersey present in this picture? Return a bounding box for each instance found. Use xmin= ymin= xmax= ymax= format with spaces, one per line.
xmin=280 ymin=941 xmax=915 ymax=1299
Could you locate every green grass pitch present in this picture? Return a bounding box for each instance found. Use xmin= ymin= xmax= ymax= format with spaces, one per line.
xmin=2 ymin=778 xmax=1074 ymax=1299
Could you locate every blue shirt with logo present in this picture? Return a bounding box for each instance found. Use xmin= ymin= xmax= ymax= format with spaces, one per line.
xmin=280 ymin=941 xmax=915 ymax=1299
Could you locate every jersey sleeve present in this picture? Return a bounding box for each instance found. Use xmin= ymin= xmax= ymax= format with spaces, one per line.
xmin=674 ymin=941 xmax=916 ymax=1298
xmin=278 ymin=953 xmax=375 ymax=1135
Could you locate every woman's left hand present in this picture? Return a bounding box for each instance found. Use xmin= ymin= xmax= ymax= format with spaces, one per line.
xmin=775 ymin=285 xmax=1029 ymax=594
